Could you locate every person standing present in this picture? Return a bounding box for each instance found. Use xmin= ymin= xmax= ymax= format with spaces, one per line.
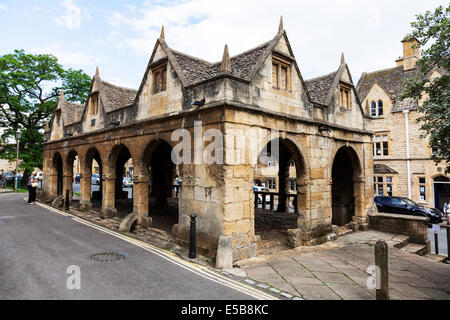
xmin=444 ymin=198 xmax=450 ymax=225
xmin=27 ymin=171 xmax=38 ymax=204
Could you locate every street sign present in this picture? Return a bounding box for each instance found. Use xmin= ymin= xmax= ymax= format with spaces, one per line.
xmin=432 ymin=224 xmax=441 ymax=234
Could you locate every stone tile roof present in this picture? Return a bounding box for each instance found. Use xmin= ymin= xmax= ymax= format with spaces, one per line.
xmin=169 ymin=41 xmax=271 ymax=87
xmin=304 ymin=71 xmax=338 ymax=105
xmin=356 ymin=66 xmax=418 ymax=112
xmin=100 ymin=81 xmax=137 ymax=113
xmin=60 ymin=100 xmax=84 ymax=126
xmin=374 ymin=164 xmax=398 ymax=174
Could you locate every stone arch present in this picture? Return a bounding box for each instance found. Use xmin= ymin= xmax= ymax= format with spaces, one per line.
xmin=51 ymin=151 xmax=64 ymax=197
xmin=79 ymin=146 xmax=104 ymax=210
xmin=64 ymin=149 xmax=79 ymax=200
xmin=331 ymin=145 xmax=363 ymax=226
xmin=253 ymin=136 xmax=309 ymax=250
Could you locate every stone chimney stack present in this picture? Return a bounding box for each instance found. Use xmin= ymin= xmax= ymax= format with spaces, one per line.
xmin=395 ymin=36 xmax=421 ymax=71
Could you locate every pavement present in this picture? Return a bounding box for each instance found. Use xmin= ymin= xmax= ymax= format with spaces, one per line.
xmin=0 ymin=193 xmax=275 ymax=300
xmin=0 ymin=188 xmax=12 ymax=194
xmin=237 ymin=231 xmax=450 ymax=300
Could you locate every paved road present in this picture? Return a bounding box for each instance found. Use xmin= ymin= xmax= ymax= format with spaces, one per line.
xmin=0 ymin=193 xmax=265 ymax=300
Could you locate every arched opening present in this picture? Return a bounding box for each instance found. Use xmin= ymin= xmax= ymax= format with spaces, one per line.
xmin=253 ymin=138 xmax=306 ymax=253
xmin=143 ymin=140 xmax=179 ymax=232
xmin=66 ymin=150 xmax=79 ymax=201
xmin=434 ymin=176 xmax=450 ymax=211
xmin=109 ymin=144 xmax=134 ymax=215
xmin=52 ymin=152 xmax=63 ymax=197
xmin=85 ymin=148 xmax=103 ymax=209
xmin=331 ymin=146 xmax=361 ymax=227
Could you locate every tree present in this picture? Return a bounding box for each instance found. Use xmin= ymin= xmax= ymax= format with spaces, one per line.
xmin=402 ymin=5 xmax=450 ymax=173
xmin=0 ymin=49 xmax=91 ymax=179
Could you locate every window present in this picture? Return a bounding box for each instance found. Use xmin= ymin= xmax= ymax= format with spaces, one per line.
xmin=371 ymin=101 xmax=377 ymax=117
xmin=419 ymin=177 xmax=426 ymax=201
xmin=90 ymin=94 xmax=99 ymax=115
xmin=266 ymin=178 xmax=276 ymax=190
xmin=374 ymin=134 xmax=389 ymax=156
xmin=374 ymin=176 xmax=394 ymax=196
xmin=153 ymin=65 xmax=167 ymax=94
xmin=272 ymin=56 xmax=291 ymax=91
xmin=378 ymin=100 xmax=384 ymax=116
xmin=370 ymin=100 xmax=384 ymax=117
xmin=289 ymin=179 xmax=296 ymax=192
xmin=340 ymin=84 xmax=351 ymax=108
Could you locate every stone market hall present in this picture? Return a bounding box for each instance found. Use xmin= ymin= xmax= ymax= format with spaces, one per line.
xmin=42 ymin=19 xmax=375 ymax=262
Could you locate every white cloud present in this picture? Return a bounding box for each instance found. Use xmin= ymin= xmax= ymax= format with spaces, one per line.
xmin=0 ymin=4 xmax=6 ymax=11
xmin=54 ymin=0 xmax=90 ymax=30
xmin=98 ymin=0 xmax=449 ymax=88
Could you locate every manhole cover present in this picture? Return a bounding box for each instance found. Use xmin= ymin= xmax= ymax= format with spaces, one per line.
xmin=89 ymin=252 xmax=126 ymax=262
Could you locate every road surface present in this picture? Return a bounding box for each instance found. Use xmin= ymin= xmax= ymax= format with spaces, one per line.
xmin=0 ymin=193 xmax=270 ymax=300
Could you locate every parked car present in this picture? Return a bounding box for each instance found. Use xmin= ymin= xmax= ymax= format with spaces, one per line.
xmin=5 ymin=172 xmax=15 ymax=181
xmin=253 ymin=186 xmax=271 ymax=204
xmin=123 ymin=177 xmax=133 ymax=188
xmin=374 ymin=196 xmax=444 ymax=224
xmin=91 ymin=174 xmax=101 ymax=185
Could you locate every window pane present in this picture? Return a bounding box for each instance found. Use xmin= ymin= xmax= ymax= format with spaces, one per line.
xmin=376 ymin=143 xmax=381 ymax=155
xmin=378 ymin=100 xmax=383 ymax=116
xmin=386 ymin=177 xmax=392 ymax=183
xmin=383 ymin=142 xmax=389 ymax=156
xmin=378 ymin=184 xmax=384 ymax=196
xmin=387 ymin=184 xmax=393 ymax=196
xmin=272 ymin=64 xmax=278 ymax=87
xmin=371 ymin=101 xmax=377 ymax=116
xmin=419 ymin=178 xmax=426 ymax=184
xmin=377 ymin=177 xmax=383 ymax=183
xmin=281 ymin=67 xmax=287 ymax=90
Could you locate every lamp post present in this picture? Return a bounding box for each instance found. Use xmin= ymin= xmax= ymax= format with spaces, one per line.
xmin=15 ymin=131 xmax=21 ymax=190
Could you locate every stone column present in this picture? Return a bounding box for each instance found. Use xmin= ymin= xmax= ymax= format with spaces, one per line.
xmin=133 ymin=174 xmax=151 ymax=227
xmin=79 ymin=157 xmax=92 ymax=211
xmin=101 ymin=172 xmax=117 ymax=218
xmin=353 ymin=176 xmax=367 ymax=224
xmin=63 ymin=174 xmax=73 ymax=200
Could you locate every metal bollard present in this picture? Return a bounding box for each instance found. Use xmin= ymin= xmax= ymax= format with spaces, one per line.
xmin=434 ymin=232 xmax=439 ymax=255
xmin=447 ymin=226 xmax=450 ymax=260
xmin=65 ymin=189 xmax=70 ymax=211
xmin=375 ymin=240 xmax=389 ymax=300
xmin=189 ymin=214 xmax=197 ymax=259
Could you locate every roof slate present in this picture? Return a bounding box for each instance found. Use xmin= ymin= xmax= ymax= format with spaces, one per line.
xmin=356 ymin=66 xmax=418 ymax=112
xmin=100 ymin=81 xmax=137 ymax=113
xmin=60 ymin=100 xmax=84 ymax=126
xmin=374 ymin=164 xmax=398 ymax=174
xmin=304 ymin=71 xmax=338 ymax=105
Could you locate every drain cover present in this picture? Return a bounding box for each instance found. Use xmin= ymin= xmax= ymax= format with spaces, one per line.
xmin=89 ymin=252 xmax=126 ymax=262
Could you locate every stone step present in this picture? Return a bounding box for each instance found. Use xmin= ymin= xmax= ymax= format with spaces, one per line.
xmin=401 ymin=243 xmax=429 ymax=256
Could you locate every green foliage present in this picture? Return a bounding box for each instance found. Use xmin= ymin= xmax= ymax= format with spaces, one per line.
xmin=402 ymin=5 xmax=450 ymax=173
xmin=0 ymin=49 xmax=91 ymax=173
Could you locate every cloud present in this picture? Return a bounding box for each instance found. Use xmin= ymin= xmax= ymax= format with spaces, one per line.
xmin=0 ymin=4 xmax=6 ymax=11
xmin=54 ymin=0 xmax=90 ymax=30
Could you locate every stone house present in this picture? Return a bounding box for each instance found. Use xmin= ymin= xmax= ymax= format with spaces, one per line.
xmin=42 ymin=20 xmax=375 ymax=262
xmin=357 ymin=37 xmax=450 ymax=211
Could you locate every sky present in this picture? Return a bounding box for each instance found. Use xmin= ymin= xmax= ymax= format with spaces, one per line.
xmin=0 ymin=0 xmax=447 ymax=90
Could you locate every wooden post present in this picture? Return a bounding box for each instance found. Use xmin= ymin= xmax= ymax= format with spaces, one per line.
xmin=375 ymin=240 xmax=389 ymax=300
xmin=434 ymin=233 xmax=439 ymax=255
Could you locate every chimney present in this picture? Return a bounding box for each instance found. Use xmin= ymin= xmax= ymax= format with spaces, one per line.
xmin=395 ymin=36 xmax=420 ymax=71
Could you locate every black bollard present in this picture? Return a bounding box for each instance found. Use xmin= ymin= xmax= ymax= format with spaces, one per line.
xmin=65 ymin=189 xmax=70 ymax=211
xmin=189 ymin=214 xmax=197 ymax=259
xmin=434 ymin=232 xmax=439 ymax=255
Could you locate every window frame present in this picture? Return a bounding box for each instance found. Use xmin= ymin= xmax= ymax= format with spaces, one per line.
xmin=339 ymin=83 xmax=352 ymax=109
xmin=272 ymin=55 xmax=291 ymax=91
xmin=152 ymin=64 xmax=168 ymax=94
xmin=373 ymin=133 xmax=389 ymax=157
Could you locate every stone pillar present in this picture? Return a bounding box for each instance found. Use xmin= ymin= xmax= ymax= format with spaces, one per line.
xmin=79 ymin=174 xmax=92 ymax=211
xmin=63 ymin=174 xmax=73 ymax=200
xmin=353 ymin=176 xmax=368 ymax=225
xmin=296 ymin=178 xmax=311 ymax=245
xmin=133 ymin=174 xmax=151 ymax=227
xmin=101 ymin=173 xmax=117 ymax=218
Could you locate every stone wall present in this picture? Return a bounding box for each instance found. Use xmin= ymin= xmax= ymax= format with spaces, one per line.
xmin=368 ymin=212 xmax=430 ymax=249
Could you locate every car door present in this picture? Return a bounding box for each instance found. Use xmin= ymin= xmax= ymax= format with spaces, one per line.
xmin=390 ymin=197 xmax=410 ymax=215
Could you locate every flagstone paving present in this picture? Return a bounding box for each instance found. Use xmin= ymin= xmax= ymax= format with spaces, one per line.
xmin=240 ymin=231 xmax=450 ymax=300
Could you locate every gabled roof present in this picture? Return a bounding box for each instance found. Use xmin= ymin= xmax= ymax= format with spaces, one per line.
xmin=304 ymin=71 xmax=338 ymax=105
xmin=99 ymin=80 xmax=137 ymax=113
xmin=56 ymin=97 xmax=84 ymax=126
xmin=356 ymin=66 xmax=418 ymax=109
xmin=135 ymin=26 xmax=312 ymax=103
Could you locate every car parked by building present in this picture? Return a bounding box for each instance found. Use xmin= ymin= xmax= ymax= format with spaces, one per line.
xmin=374 ymin=196 xmax=444 ymax=224
xmin=123 ymin=177 xmax=133 ymax=188
xmin=91 ymin=174 xmax=101 ymax=185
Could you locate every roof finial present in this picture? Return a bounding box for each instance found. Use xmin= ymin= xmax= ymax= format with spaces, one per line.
xmin=95 ymin=66 xmax=100 ymax=78
xmin=278 ymin=16 xmax=284 ymax=33
xmin=221 ymin=44 xmax=231 ymax=73
xmin=59 ymin=89 xmax=64 ymax=100
xmin=341 ymin=52 xmax=345 ymax=65
xmin=160 ymin=25 xmax=165 ymax=40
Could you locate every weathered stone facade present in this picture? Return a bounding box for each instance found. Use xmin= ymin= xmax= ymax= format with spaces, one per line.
xmin=357 ymin=37 xmax=450 ymax=211
xmin=42 ymin=21 xmax=375 ymax=262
